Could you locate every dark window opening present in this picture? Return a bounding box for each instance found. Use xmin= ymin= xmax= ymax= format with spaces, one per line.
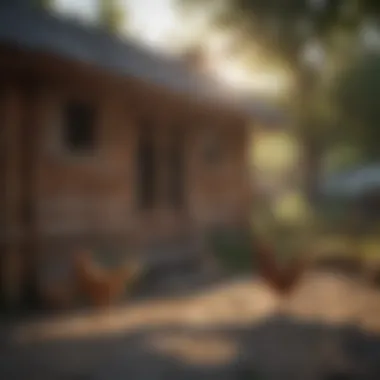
xmin=168 ymin=128 xmax=185 ymax=209
xmin=136 ymin=123 xmax=155 ymax=210
xmin=62 ymin=101 xmax=96 ymax=153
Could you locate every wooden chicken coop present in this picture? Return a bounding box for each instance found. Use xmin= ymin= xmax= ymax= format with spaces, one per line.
xmin=0 ymin=2 xmax=282 ymax=310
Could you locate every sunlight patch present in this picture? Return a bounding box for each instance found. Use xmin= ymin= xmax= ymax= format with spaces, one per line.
xmin=146 ymin=332 xmax=238 ymax=366
xmin=273 ymin=191 xmax=311 ymax=225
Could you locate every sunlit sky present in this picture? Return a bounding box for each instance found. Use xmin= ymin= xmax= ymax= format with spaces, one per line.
xmin=53 ymin=0 xmax=289 ymax=96
xmin=54 ymin=0 xmax=183 ymax=47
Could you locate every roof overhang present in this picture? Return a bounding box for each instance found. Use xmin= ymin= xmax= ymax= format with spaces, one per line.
xmin=0 ymin=4 xmax=287 ymax=125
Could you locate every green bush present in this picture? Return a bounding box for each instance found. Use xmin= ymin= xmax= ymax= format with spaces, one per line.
xmin=206 ymin=227 xmax=253 ymax=273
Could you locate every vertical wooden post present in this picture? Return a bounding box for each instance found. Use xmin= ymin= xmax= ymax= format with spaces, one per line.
xmin=3 ymin=85 xmax=23 ymax=310
xmin=0 ymin=90 xmax=5 ymax=307
xmin=156 ymin=118 xmax=167 ymax=213
xmin=21 ymin=80 xmax=41 ymax=310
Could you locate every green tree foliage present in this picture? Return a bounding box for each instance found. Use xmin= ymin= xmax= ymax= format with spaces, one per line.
xmin=178 ymin=0 xmax=371 ymax=74
xmin=37 ymin=0 xmax=53 ymax=9
xmin=177 ymin=0 xmax=380 ymax=198
xmin=99 ymin=0 xmax=126 ymax=34
xmin=333 ymin=52 xmax=380 ymax=161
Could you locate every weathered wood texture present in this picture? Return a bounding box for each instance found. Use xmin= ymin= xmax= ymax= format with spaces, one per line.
xmin=0 ymin=49 xmax=252 ymax=308
xmin=1 ymin=85 xmax=24 ymax=306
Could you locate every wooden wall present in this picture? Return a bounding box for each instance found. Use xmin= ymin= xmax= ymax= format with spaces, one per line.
xmin=0 ymin=70 xmax=252 ymax=308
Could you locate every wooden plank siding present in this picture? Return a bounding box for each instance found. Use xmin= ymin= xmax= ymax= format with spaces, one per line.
xmin=0 ymin=48 xmax=252 ymax=309
xmin=2 ymin=84 xmax=24 ymax=307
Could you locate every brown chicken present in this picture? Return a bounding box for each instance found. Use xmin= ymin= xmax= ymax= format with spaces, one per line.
xmin=254 ymin=239 xmax=308 ymax=297
xmin=74 ymin=250 xmax=143 ymax=308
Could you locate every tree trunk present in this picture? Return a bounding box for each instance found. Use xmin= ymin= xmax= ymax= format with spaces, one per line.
xmin=303 ymin=135 xmax=323 ymax=205
xmin=297 ymin=66 xmax=323 ymax=206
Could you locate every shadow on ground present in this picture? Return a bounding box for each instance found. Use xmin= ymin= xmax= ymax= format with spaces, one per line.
xmin=3 ymin=269 xmax=380 ymax=380
xmin=2 ymin=313 xmax=380 ymax=379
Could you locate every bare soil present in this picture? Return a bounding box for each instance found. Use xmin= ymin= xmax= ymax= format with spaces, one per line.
xmin=2 ymin=270 xmax=380 ymax=380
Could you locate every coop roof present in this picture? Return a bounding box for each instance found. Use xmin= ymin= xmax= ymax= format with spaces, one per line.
xmin=0 ymin=4 xmax=285 ymax=124
xmin=321 ymin=163 xmax=380 ymax=198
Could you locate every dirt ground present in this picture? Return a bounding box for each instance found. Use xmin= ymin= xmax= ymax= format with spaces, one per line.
xmin=2 ymin=270 xmax=380 ymax=380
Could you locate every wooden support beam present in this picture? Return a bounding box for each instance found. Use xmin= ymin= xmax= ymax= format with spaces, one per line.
xmin=0 ymin=77 xmax=43 ymax=311
xmin=20 ymin=80 xmax=43 ymax=310
xmin=2 ymin=85 xmax=23 ymax=310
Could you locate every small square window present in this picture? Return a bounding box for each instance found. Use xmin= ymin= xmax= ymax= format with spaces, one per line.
xmin=62 ymin=101 xmax=96 ymax=154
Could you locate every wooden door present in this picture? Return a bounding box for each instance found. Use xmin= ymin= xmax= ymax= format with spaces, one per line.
xmin=134 ymin=121 xmax=189 ymax=242
xmin=136 ymin=120 xmax=156 ymax=211
xmin=167 ymin=125 xmax=186 ymax=212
